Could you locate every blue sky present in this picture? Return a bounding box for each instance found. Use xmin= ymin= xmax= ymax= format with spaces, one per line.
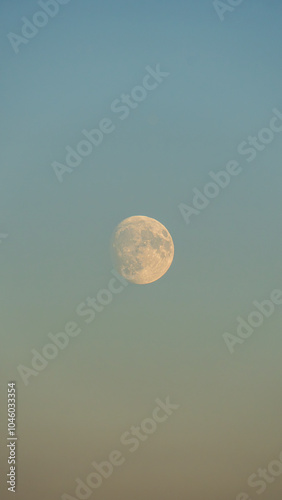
xmin=1 ymin=1 xmax=282 ymax=499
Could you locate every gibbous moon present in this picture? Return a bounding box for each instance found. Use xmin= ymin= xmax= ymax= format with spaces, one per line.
xmin=111 ymin=216 xmax=174 ymax=284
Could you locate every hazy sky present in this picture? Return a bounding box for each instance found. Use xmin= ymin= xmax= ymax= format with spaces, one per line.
xmin=1 ymin=1 xmax=282 ymax=499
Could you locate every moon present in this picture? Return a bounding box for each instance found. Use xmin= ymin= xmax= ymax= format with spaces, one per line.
xmin=111 ymin=216 xmax=174 ymax=284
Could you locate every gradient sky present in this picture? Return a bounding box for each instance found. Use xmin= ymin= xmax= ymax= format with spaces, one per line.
xmin=1 ymin=1 xmax=282 ymax=499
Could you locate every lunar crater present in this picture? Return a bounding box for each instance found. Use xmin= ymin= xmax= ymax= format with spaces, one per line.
xmin=111 ymin=216 xmax=174 ymax=284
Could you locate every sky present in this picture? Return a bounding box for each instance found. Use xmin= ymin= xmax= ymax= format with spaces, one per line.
xmin=1 ymin=1 xmax=282 ymax=499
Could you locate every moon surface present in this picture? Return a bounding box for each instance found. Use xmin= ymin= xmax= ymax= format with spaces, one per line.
xmin=111 ymin=216 xmax=174 ymax=284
